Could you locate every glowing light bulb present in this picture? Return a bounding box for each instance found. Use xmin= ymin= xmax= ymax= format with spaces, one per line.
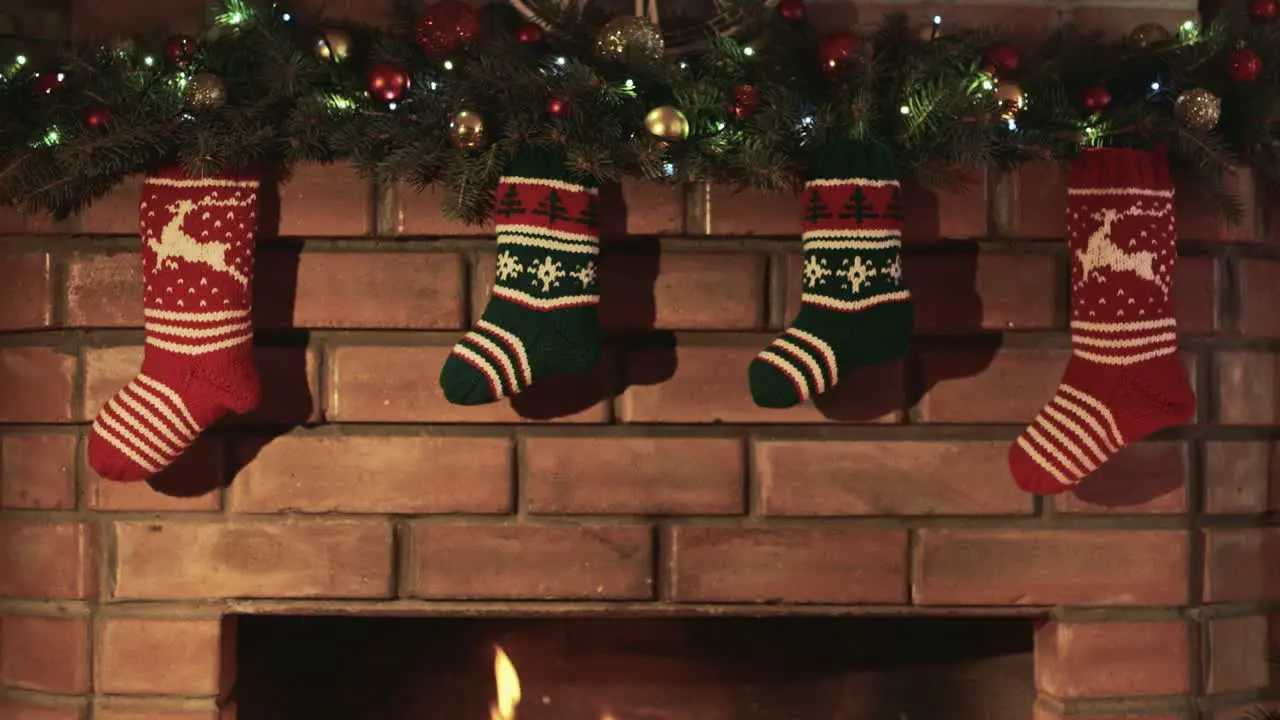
xmin=678 ymin=61 xmax=688 ymax=70
xmin=899 ymin=105 xmax=910 ymax=115
xmin=932 ymin=15 xmax=942 ymax=24
xmin=555 ymin=56 xmax=566 ymax=66
xmin=623 ymin=78 xmax=635 ymax=89
xmin=714 ymin=121 xmax=725 ymax=131
xmin=226 ymin=11 xmax=244 ymax=24
xmin=15 ymin=55 xmax=26 ymax=66
xmin=143 ymin=55 xmax=155 ymax=67
xmin=1006 ymin=117 xmax=1017 ymax=131
xmin=800 ymin=115 xmax=815 ymax=127
xmin=663 ymin=162 xmax=676 ymax=176
xmin=1150 ymin=81 xmax=1161 ymax=91
xmin=429 ymin=81 xmax=439 ymax=91
xmin=387 ymin=101 xmax=398 ymax=110
xmin=981 ymin=78 xmax=994 ymax=91
xmin=56 ymin=72 xmax=65 ymax=82
xmin=743 ymin=45 xmax=755 ymax=57
xmin=443 ymin=60 xmax=454 ymax=71
xmin=282 ymin=12 xmax=291 ymax=21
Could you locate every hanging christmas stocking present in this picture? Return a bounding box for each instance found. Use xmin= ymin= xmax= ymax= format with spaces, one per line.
xmin=87 ymin=168 xmax=260 ymax=482
xmin=440 ymin=147 xmax=602 ymax=405
xmin=1009 ymin=148 xmax=1195 ymax=494
xmin=749 ymin=139 xmax=913 ymax=408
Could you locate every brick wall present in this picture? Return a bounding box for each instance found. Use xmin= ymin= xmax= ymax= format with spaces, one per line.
xmin=2 ymin=0 xmax=1278 ymax=719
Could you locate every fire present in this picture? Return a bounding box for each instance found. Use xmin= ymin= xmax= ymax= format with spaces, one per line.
xmin=490 ymin=645 xmax=521 ymax=720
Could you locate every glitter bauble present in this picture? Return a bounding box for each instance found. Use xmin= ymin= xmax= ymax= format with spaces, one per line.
xmin=595 ymin=16 xmax=664 ymax=65
xmin=1128 ymin=23 xmax=1171 ymax=49
xmin=993 ymin=82 xmax=1024 ymax=119
xmin=164 ymin=34 xmax=197 ymax=68
xmin=1082 ymin=84 xmax=1111 ymax=114
xmin=314 ymin=28 xmax=352 ymax=61
xmin=818 ymin=32 xmax=860 ymax=77
xmin=185 ymin=73 xmax=226 ymax=108
xmin=366 ymin=62 xmax=410 ymax=103
xmin=1228 ymin=48 xmax=1262 ymax=83
xmin=416 ymin=0 xmax=481 ymax=57
xmin=777 ymin=0 xmax=806 ymax=21
xmin=1174 ymin=88 xmax=1221 ymax=131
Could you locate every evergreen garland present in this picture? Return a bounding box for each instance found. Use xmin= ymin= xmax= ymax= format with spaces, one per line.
xmin=0 ymin=0 xmax=1273 ymax=225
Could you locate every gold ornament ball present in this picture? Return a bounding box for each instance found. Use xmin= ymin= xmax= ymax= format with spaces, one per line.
xmin=644 ymin=105 xmax=689 ymax=141
xmin=1175 ymin=88 xmax=1221 ymax=131
xmin=994 ymin=82 xmax=1025 ymax=119
xmin=449 ymin=110 xmax=486 ymax=149
xmin=315 ymin=28 xmax=352 ymax=61
xmin=595 ymin=16 xmax=665 ymax=65
xmin=185 ymin=73 xmax=226 ymax=108
xmin=1128 ymin=23 xmax=1171 ymax=49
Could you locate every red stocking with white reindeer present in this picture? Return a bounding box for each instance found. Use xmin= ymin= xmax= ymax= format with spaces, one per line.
xmin=87 ymin=167 xmax=261 ymax=482
xmin=1008 ymin=148 xmax=1194 ymax=495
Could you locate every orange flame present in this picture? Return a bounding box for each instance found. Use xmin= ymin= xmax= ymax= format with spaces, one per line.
xmin=490 ymin=645 xmax=521 ymax=720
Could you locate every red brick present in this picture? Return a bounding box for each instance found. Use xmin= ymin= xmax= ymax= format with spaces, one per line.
xmin=408 ymin=524 xmax=653 ymax=600
xmin=94 ymin=706 xmax=218 ymax=720
xmin=756 ymin=440 xmax=1029 ymax=516
xmin=227 ymin=346 xmax=321 ymax=425
xmin=1204 ymin=442 xmax=1276 ymax=514
xmin=1056 ymin=442 xmax=1187 ymax=514
xmin=918 ymin=348 xmax=1067 ymax=423
xmin=1035 ymin=620 xmax=1189 ymax=699
xmin=0 ymin=521 xmax=95 ymax=599
xmin=0 ymin=700 xmax=85 ymax=720
xmin=1174 ymin=256 xmax=1216 ymax=333
xmin=1215 ymin=707 xmax=1280 ymax=720
xmin=71 ymin=0 xmax=205 ymax=39
xmin=848 ymin=4 xmax=1056 ymax=40
xmin=65 ymin=252 xmax=143 ymax=327
xmin=392 ymin=182 xmax=493 ymax=236
xmin=277 ymin=163 xmax=372 ymax=237
xmin=667 ymin=527 xmax=908 ymax=604
xmin=1 ymin=434 xmax=77 ymax=510
xmin=231 ymin=434 xmax=512 ymax=514
xmin=1033 ymin=712 xmax=1179 ymax=720
xmin=0 ymin=253 xmax=52 ymax=330
xmin=96 ymin=617 xmax=224 ymax=695
xmin=86 ymin=436 xmax=222 ymax=512
xmin=708 ymin=188 xmax=796 ymax=235
xmin=901 ymin=175 xmax=988 ymax=240
xmin=0 ymin=207 xmax=57 ymax=235
xmin=0 ymin=348 xmax=75 ymax=423
xmin=1175 ymin=167 xmax=1255 ymax=243
xmin=326 ymin=345 xmax=609 ymax=423
xmin=523 ymin=436 xmax=744 ymax=515
xmin=255 ymin=252 xmax=465 ymax=329
xmin=0 ymin=614 xmax=90 ymax=693
xmin=620 ymin=180 xmax=685 ymax=235
xmin=1237 ymin=259 xmax=1280 ymax=336
xmin=907 ymin=252 xmax=1062 ymax=332
xmin=619 ymin=343 xmax=901 ymax=423
xmin=913 ymin=529 xmax=1188 ymax=606
xmin=83 ymin=345 xmax=142 ymax=418
xmin=997 ymin=161 xmax=1067 ymax=239
xmin=1216 ymin=351 xmax=1277 ymax=424
xmin=112 ymin=520 xmax=393 ymax=600
xmin=598 ymin=251 xmax=766 ymax=331
xmin=73 ymin=175 xmax=141 ymax=235
xmin=1204 ymin=528 xmax=1280 ymax=603
xmin=288 ymin=0 xmax=393 ymax=24
xmin=1205 ymin=615 xmax=1269 ymax=693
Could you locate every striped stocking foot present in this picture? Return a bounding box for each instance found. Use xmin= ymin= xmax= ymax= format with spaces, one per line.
xmin=87 ymin=169 xmax=260 ymax=482
xmin=439 ymin=148 xmax=602 ymax=405
xmin=1009 ymin=148 xmax=1194 ymax=494
xmin=750 ymin=140 xmax=913 ymax=408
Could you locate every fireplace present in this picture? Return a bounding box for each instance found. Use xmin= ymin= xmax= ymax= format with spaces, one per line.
xmin=233 ymin=616 xmax=1034 ymax=720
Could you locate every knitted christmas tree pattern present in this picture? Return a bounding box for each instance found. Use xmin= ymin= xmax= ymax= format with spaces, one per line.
xmin=87 ymin=168 xmax=261 ymax=481
xmin=439 ymin=149 xmax=602 ymax=404
xmin=749 ymin=140 xmax=913 ymax=408
xmin=1009 ymin=148 xmax=1195 ymax=494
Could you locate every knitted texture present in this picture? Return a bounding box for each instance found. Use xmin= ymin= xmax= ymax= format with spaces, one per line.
xmin=439 ymin=147 xmax=602 ymax=405
xmin=1009 ymin=148 xmax=1195 ymax=494
xmin=749 ymin=139 xmax=913 ymax=408
xmin=87 ymin=167 xmax=261 ymax=482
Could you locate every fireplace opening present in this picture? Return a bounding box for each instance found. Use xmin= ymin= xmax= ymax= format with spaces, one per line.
xmin=234 ymin=615 xmax=1033 ymax=720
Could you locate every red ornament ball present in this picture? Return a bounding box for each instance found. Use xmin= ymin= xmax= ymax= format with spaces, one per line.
xmin=1082 ymin=85 xmax=1111 ymax=114
xmin=366 ymin=62 xmax=410 ymax=102
xmin=1228 ymin=48 xmax=1262 ymax=83
xmin=817 ymin=32 xmax=860 ymax=77
xmin=163 ymin=34 xmax=197 ymax=68
xmin=84 ymin=104 xmax=112 ymax=130
xmin=778 ymin=0 xmax=806 ymax=21
xmin=30 ymin=71 xmax=66 ymax=97
xmin=547 ymin=96 xmax=568 ymax=118
xmin=516 ymin=22 xmax=545 ymax=45
xmin=416 ymin=0 xmax=481 ymax=57
xmin=1249 ymin=0 xmax=1279 ymax=22
xmin=730 ymin=83 xmax=760 ymax=121
xmin=983 ymin=42 xmax=1020 ymax=78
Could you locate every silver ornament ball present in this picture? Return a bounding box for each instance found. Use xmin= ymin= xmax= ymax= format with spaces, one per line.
xmin=1174 ymin=88 xmax=1221 ymax=130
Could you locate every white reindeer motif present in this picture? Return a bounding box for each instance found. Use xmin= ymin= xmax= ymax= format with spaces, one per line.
xmin=151 ymin=193 xmax=254 ymax=287
xmin=1076 ymin=204 xmax=1169 ymax=291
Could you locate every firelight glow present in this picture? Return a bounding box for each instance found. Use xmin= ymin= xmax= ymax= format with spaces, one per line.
xmin=490 ymin=645 xmax=521 ymax=720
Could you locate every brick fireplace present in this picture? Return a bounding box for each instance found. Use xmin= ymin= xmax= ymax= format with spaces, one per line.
xmin=1 ymin=2 xmax=1279 ymax=719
